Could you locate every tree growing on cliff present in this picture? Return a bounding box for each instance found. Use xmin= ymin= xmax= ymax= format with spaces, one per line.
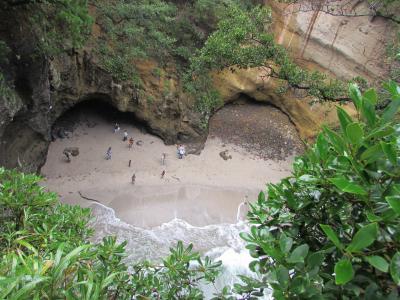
xmin=188 ymin=5 xmax=351 ymax=104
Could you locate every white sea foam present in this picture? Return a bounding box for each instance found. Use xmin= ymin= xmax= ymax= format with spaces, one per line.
xmin=88 ymin=202 xmax=271 ymax=299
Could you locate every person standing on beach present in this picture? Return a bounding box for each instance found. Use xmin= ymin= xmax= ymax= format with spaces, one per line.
xmin=106 ymin=147 xmax=112 ymax=160
xmin=131 ymin=173 xmax=136 ymax=184
xmin=177 ymin=144 xmax=185 ymax=159
xmin=63 ymin=150 xmax=71 ymax=163
xmin=123 ymin=130 xmax=128 ymax=142
xmin=128 ymin=137 xmax=134 ymax=149
xmin=114 ymin=123 xmax=120 ymax=133
xmin=161 ymin=170 xmax=166 ymax=179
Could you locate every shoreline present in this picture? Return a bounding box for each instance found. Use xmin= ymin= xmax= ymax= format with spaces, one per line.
xmin=41 ymin=108 xmax=296 ymax=228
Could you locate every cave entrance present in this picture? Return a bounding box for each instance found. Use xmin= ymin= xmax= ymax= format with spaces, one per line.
xmin=41 ymin=98 xmax=150 ymax=181
xmin=50 ymin=99 xmax=146 ymax=141
xmin=209 ymin=94 xmax=304 ymax=160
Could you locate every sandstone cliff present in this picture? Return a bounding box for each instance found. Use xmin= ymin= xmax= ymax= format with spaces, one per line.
xmin=268 ymin=0 xmax=395 ymax=83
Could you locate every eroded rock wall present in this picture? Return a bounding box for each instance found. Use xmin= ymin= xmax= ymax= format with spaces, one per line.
xmin=212 ymin=68 xmax=355 ymax=140
xmin=267 ymin=0 xmax=395 ymax=83
xmin=0 ymin=48 xmax=205 ymax=172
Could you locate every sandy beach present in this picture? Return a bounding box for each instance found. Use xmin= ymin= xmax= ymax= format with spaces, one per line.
xmin=41 ymin=104 xmax=297 ymax=228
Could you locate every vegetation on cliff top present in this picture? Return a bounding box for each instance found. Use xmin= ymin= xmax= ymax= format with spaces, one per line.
xmin=1 ymin=83 xmax=399 ymax=299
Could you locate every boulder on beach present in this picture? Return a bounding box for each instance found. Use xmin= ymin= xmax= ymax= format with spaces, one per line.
xmin=219 ymin=150 xmax=232 ymax=161
xmin=63 ymin=147 xmax=80 ymax=156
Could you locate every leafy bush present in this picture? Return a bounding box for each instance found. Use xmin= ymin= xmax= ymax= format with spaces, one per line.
xmin=0 ymin=168 xmax=222 ymax=299
xmin=242 ymin=82 xmax=400 ymax=299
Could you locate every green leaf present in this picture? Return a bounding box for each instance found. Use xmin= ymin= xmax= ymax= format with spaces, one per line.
xmin=349 ymin=83 xmax=362 ymax=110
xmin=258 ymin=191 xmax=265 ymax=203
xmin=279 ymin=233 xmax=293 ymax=254
xmin=15 ymin=240 xmax=38 ymax=255
xmin=335 ymin=259 xmax=354 ymax=285
xmin=346 ymin=123 xmax=363 ymax=145
xmin=383 ymin=80 xmax=400 ymax=98
xmin=329 ymin=177 xmax=367 ymax=195
xmin=346 ymin=223 xmax=378 ymax=253
xmin=287 ymin=244 xmax=309 ymax=264
xmin=291 ymin=276 xmax=306 ymax=294
xmin=381 ymin=142 xmax=397 ymax=165
xmin=316 ymin=133 xmax=329 ymax=160
xmin=363 ymin=89 xmax=377 ymax=105
xmin=276 ymin=266 xmax=289 ymax=289
xmin=386 ymin=196 xmax=400 ymax=215
xmin=361 ymin=100 xmax=376 ymax=126
xmin=390 ymin=252 xmax=400 ymax=285
xmin=320 ymin=224 xmax=343 ymax=250
xmin=337 ymin=107 xmax=353 ymax=134
xmin=365 ymin=256 xmax=389 ymax=273
xmin=382 ymin=99 xmax=400 ymax=123
xmin=323 ymin=126 xmax=346 ymax=154
xmin=366 ymin=212 xmax=382 ymax=222
xmin=365 ymin=125 xmax=395 ymax=140
xmin=361 ymin=143 xmax=384 ymax=163
xmin=307 ymin=252 xmax=325 ymax=269
xmin=12 ymin=277 xmax=48 ymax=299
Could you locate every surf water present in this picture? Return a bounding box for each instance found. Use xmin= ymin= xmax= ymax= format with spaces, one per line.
xmin=89 ymin=203 xmax=271 ymax=299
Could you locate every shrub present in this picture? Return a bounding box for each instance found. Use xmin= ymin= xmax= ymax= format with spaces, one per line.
xmin=0 ymin=168 xmax=222 ymax=299
xmin=241 ymin=82 xmax=400 ymax=299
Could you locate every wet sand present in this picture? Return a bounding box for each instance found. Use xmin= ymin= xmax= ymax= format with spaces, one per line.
xmin=41 ymin=109 xmax=295 ymax=228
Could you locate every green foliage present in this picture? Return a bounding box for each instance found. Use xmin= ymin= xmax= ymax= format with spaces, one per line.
xmin=95 ymin=0 xmax=253 ymax=80
xmin=131 ymin=242 xmax=222 ymax=299
xmin=96 ymin=0 xmax=177 ymax=81
xmin=189 ymin=5 xmax=349 ymax=102
xmin=0 ymin=169 xmax=93 ymax=253
xmin=0 ymin=168 xmax=222 ymax=299
xmin=183 ymin=72 xmax=223 ymax=127
xmin=243 ymin=82 xmax=400 ymax=299
xmin=3 ymin=0 xmax=93 ymax=55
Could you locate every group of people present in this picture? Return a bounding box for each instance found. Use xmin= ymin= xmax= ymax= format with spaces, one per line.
xmin=61 ymin=121 xmax=187 ymax=185
xmin=106 ymin=124 xmax=135 ymax=160
xmin=105 ymin=123 xmax=187 ymax=184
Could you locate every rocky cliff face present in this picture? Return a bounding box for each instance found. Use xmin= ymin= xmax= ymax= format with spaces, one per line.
xmin=0 ymin=2 xmax=395 ymax=172
xmin=0 ymin=49 xmax=208 ymax=172
xmin=212 ymin=67 xmax=350 ymax=140
xmin=267 ymin=0 xmax=395 ymax=83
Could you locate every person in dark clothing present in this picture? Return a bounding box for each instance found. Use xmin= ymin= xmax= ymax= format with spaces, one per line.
xmin=131 ymin=173 xmax=136 ymax=184
xmin=123 ymin=130 xmax=128 ymax=141
xmin=106 ymin=147 xmax=112 ymax=160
